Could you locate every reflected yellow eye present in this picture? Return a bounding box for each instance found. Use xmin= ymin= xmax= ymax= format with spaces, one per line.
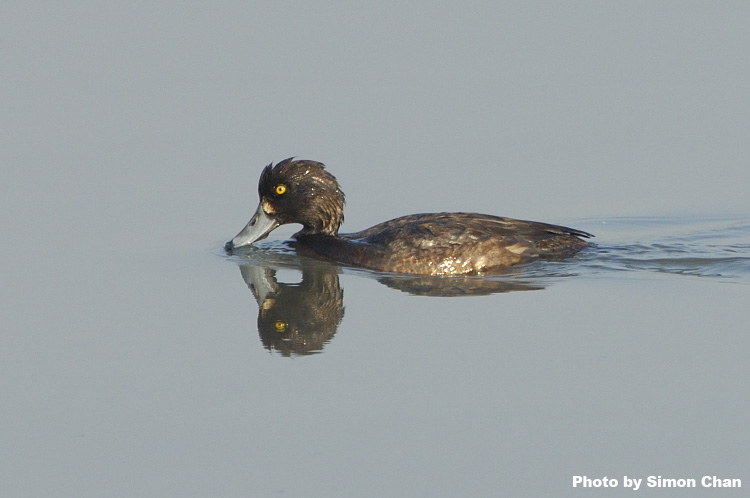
xmin=274 ymin=320 xmax=286 ymax=332
xmin=275 ymin=185 xmax=287 ymax=195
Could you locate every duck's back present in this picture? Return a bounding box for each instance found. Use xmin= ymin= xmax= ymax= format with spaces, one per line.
xmin=296 ymin=212 xmax=592 ymax=275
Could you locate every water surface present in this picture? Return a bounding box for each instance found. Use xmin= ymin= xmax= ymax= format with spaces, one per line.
xmin=3 ymin=214 xmax=749 ymax=497
xmin=207 ymin=216 xmax=750 ymax=497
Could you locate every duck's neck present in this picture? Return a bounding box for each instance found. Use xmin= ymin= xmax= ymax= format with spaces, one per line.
xmin=301 ymin=192 xmax=344 ymax=236
xmin=298 ymin=217 xmax=341 ymax=237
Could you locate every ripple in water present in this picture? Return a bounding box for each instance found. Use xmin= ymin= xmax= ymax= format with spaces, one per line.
xmin=576 ymin=217 xmax=750 ymax=283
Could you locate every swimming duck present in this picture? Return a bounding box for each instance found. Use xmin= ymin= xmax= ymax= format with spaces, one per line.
xmin=225 ymin=158 xmax=593 ymax=275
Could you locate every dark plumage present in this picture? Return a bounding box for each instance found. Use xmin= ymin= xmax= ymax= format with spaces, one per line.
xmin=226 ymin=158 xmax=593 ymax=275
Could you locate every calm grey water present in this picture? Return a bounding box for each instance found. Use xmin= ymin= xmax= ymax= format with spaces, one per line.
xmin=4 ymin=215 xmax=748 ymax=497
xmin=4 ymin=2 xmax=750 ymax=497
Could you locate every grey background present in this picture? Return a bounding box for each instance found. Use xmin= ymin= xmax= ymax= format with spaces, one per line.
xmin=2 ymin=2 xmax=748 ymax=497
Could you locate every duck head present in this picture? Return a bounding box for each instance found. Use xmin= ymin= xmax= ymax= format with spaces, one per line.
xmin=225 ymin=158 xmax=345 ymax=251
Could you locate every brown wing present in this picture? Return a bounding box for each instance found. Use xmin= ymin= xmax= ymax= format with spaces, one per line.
xmin=351 ymin=213 xmax=590 ymax=248
xmin=299 ymin=212 xmax=592 ymax=275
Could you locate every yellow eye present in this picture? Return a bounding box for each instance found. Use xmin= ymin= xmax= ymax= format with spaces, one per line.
xmin=275 ymin=184 xmax=287 ymax=195
xmin=274 ymin=320 xmax=286 ymax=332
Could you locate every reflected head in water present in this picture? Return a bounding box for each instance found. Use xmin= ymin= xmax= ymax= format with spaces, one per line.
xmin=239 ymin=261 xmax=344 ymax=357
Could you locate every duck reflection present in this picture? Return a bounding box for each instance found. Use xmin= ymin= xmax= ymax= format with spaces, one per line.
xmin=376 ymin=274 xmax=544 ymax=296
xmin=230 ymin=244 xmax=548 ymax=356
xmin=238 ymin=261 xmax=345 ymax=357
